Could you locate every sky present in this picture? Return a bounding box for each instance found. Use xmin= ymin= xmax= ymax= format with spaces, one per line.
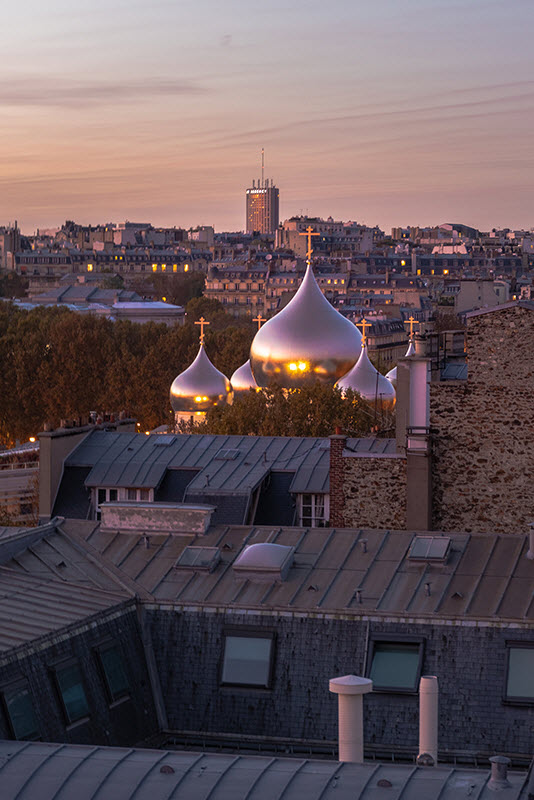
xmin=2 ymin=0 xmax=534 ymax=234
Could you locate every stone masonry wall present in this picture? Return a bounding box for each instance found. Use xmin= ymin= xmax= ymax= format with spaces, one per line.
xmin=431 ymin=305 xmax=534 ymax=533
xmin=342 ymin=456 xmax=407 ymax=529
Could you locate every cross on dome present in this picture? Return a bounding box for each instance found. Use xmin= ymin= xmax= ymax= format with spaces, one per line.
xmin=195 ymin=316 xmax=210 ymax=344
xmin=253 ymin=314 xmax=267 ymax=331
xmin=356 ymin=318 xmax=372 ymax=347
xmin=299 ymin=226 xmax=320 ymax=262
xmin=405 ymin=316 xmax=420 ymax=338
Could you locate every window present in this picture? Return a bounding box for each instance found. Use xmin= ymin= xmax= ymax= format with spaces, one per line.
xmin=367 ymin=638 xmax=423 ymax=692
xmin=127 ymin=488 xmax=150 ymax=502
xmin=298 ymin=494 xmax=329 ymax=527
xmin=97 ymin=646 xmax=130 ymax=703
xmin=2 ymin=684 xmax=39 ymax=740
xmin=505 ymin=645 xmax=534 ymax=702
xmin=54 ymin=663 xmax=89 ymax=723
xmin=221 ymin=632 xmax=274 ymax=688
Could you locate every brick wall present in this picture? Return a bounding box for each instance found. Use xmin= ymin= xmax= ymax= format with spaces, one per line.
xmin=431 ymin=305 xmax=534 ymax=533
xmin=329 ymin=436 xmax=347 ymax=527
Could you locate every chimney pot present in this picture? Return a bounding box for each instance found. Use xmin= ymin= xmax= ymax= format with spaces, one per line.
xmin=329 ymin=675 xmax=372 ymax=763
xmin=419 ymin=676 xmax=438 ymax=765
xmin=488 ymin=756 xmax=511 ymax=791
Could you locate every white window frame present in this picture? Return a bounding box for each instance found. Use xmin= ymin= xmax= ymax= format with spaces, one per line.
xmin=297 ymin=493 xmax=329 ymax=528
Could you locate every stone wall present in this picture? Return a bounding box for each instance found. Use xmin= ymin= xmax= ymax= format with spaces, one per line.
xmin=431 ymin=305 xmax=534 ymax=533
xmin=342 ymin=456 xmax=407 ymax=529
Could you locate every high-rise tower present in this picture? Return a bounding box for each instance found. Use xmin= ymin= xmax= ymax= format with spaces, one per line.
xmin=245 ymin=149 xmax=279 ymax=235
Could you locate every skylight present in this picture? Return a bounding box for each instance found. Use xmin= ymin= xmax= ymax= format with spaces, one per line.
xmin=233 ymin=543 xmax=295 ymax=582
xmin=215 ymin=449 xmax=240 ymax=461
xmin=408 ymin=536 xmax=451 ymax=562
xmin=175 ymin=546 xmax=221 ymax=572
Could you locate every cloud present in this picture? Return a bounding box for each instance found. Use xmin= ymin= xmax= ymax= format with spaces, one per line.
xmin=220 ymin=34 xmax=232 ymax=47
xmin=0 ymin=76 xmax=209 ymax=108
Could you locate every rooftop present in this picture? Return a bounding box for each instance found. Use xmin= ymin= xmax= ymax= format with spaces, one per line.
xmin=0 ymin=741 xmax=528 ymax=800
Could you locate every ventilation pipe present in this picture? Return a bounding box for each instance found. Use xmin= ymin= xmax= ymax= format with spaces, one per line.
xmin=329 ymin=675 xmax=372 ymax=763
xmin=418 ymin=676 xmax=438 ymax=766
xmin=527 ymin=523 xmax=534 ymax=560
xmin=488 ymin=756 xmax=511 ymax=791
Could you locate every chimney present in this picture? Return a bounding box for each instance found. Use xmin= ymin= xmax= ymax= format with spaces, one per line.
xmin=527 ymin=523 xmax=534 ymax=560
xmin=329 ymin=675 xmax=372 ymax=763
xmin=487 ymin=756 xmax=511 ymax=791
xmin=329 ymin=432 xmax=347 ymax=528
xmin=417 ymin=676 xmax=438 ymax=766
xmin=400 ymin=341 xmax=432 ymax=531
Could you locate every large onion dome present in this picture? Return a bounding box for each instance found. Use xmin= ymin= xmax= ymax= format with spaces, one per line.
xmin=170 ymin=344 xmax=232 ymax=412
xmin=336 ymin=344 xmax=396 ymax=408
xmin=230 ymin=359 xmax=259 ymax=393
xmin=250 ymin=265 xmax=362 ymax=388
xmin=386 ymin=339 xmax=416 ymax=388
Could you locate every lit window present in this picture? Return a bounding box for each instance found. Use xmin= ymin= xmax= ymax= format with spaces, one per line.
xmin=54 ymin=663 xmax=89 ymax=723
xmin=97 ymin=646 xmax=130 ymax=703
xmin=367 ymin=639 xmax=423 ymax=692
xmin=2 ymin=684 xmax=39 ymax=740
xmin=505 ymin=645 xmax=534 ymax=702
xmin=184 ymin=264 xmax=189 ymax=272
xmin=87 ymin=263 xmax=93 ymax=272
xmin=173 ymin=264 xmax=177 ymax=272
xmin=221 ymin=633 xmax=274 ymax=687
xmin=152 ymin=264 xmax=157 ymax=272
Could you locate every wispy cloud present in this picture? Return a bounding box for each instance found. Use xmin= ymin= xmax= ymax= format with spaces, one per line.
xmin=0 ymin=76 xmax=209 ymax=108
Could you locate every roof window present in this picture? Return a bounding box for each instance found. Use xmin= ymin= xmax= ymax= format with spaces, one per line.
xmin=233 ymin=543 xmax=295 ymax=582
xmin=153 ymin=435 xmax=176 ymax=446
xmin=408 ymin=536 xmax=451 ymax=562
xmin=215 ymin=449 xmax=240 ymax=461
xmin=175 ymin=546 xmax=221 ymax=572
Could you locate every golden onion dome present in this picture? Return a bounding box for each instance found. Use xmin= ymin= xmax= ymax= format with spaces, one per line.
xmin=385 ymin=339 xmax=416 ymax=388
xmin=170 ymin=344 xmax=233 ymax=412
xmin=230 ymin=359 xmax=259 ymax=393
xmin=250 ymin=265 xmax=362 ymax=388
xmin=336 ymin=344 xmax=396 ymax=407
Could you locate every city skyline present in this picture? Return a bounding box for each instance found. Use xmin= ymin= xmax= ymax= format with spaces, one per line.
xmin=3 ymin=0 xmax=534 ymax=234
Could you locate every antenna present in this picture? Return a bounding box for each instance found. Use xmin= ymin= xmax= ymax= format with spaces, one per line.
xmin=261 ymin=148 xmax=264 ymax=188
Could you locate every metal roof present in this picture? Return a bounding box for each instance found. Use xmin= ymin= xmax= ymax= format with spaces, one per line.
xmin=0 ymin=742 xmax=527 ymax=800
xmin=0 ymin=565 xmax=129 ymax=651
xmin=60 ymin=522 xmax=534 ymax=624
xmin=73 ymin=432 xmax=390 ymax=494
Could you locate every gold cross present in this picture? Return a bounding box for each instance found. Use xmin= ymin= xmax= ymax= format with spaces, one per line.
xmin=404 ymin=316 xmax=420 ymax=338
xmin=298 ymin=225 xmax=320 ymax=261
xmin=253 ymin=314 xmax=266 ymax=331
xmin=195 ymin=316 xmax=210 ymax=344
xmin=356 ymin=317 xmax=372 ymax=347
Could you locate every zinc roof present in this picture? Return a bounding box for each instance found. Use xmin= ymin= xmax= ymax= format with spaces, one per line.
xmin=73 ymin=432 xmax=390 ymax=494
xmin=0 ymin=565 xmax=129 ymax=651
xmin=0 ymin=742 xmax=527 ymax=800
xmin=62 ymin=522 xmax=534 ymax=624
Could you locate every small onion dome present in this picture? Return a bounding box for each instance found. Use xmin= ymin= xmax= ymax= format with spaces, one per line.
xmin=336 ymin=344 xmax=396 ymax=408
xmin=386 ymin=339 xmax=416 ymax=388
xmin=250 ymin=264 xmax=362 ymax=388
xmin=170 ymin=344 xmax=232 ymax=412
xmin=230 ymin=359 xmax=259 ymax=393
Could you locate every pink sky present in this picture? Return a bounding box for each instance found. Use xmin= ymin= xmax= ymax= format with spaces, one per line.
xmin=2 ymin=0 xmax=534 ymax=235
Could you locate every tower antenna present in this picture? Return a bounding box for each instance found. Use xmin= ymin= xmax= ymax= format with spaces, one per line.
xmin=261 ymin=148 xmax=264 ymax=188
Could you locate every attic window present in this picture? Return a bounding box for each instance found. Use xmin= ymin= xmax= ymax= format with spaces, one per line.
xmin=153 ymin=435 xmax=176 ymax=446
xmin=233 ymin=543 xmax=295 ymax=582
xmin=176 ymin=546 xmax=220 ymax=572
xmin=409 ymin=536 xmax=450 ymax=562
xmin=215 ymin=449 xmax=240 ymax=460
